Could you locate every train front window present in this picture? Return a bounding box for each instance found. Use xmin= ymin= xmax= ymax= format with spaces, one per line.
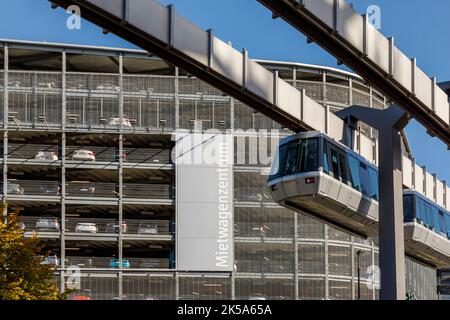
xmin=323 ymin=140 xmax=330 ymax=175
xmin=269 ymin=143 xmax=288 ymax=181
xmin=283 ymin=142 xmax=300 ymax=176
xmin=299 ymin=138 xmax=318 ymax=173
xmin=338 ymin=153 xmax=349 ymax=185
xmin=330 ymin=149 xmax=340 ymax=180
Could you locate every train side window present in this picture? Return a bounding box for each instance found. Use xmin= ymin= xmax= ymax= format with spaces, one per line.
xmin=438 ymin=210 xmax=447 ymax=235
xmin=359 ymin=162 xmax=370 ymax=197
xmin=283 ymin=142 xmax=300 ymax=176
xmin=299 ymin=138 xmax=319 ymax=173
xmin=403 ymin=195 xmax=414 ymax=222
xmin=323 ymin=140 xmax=330 ymax=175
xmin=432 ymin=206 xmax=440 ymax=232
xmin=368 ymin=167 xmax=379 ymax=201
xmin=348 ymin=155 xmax=361 ymax=192
xmin=445 ymin=214 xmax=450 ymax=239
xmin=338 ymin=153 xmax=349 ymax=185
xmin=269 ymin=143 xmax=288 ymax=181
xmin=416 ymin=198 xmax=426 ymax=224
xmin=330 ymin=149 xmax=340 ymax=180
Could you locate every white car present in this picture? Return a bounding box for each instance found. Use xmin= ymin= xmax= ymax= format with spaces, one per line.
xmin=39 ymin=255 xmax=59 ymax=267
xmin=75 ymin=222 xmax=98 ymax=234
xmin=72 ymin=150 xmax=96 ymax=161
xmin=138 ymin=223 xmax=158 ymax=235
xmin=108 ymin=117 xmax=132 ymax=128
xmin=35 ymin=151 xmax=58 ymax=161
xmin=249 ymin=294 xmax=267 ymax=300
xmin=96 ymin=83 xmax=120 ymax=91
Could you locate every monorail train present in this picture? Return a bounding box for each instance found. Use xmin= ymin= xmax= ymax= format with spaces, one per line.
xmin=268 ymin=131 xmax=450 ymax=266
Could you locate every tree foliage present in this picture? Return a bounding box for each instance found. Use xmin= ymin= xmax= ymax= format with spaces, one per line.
xmin=0 ymin=212 xmax=63 ymax=300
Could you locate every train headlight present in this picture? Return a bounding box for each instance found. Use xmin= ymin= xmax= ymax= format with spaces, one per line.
xmin=271 ymin=185 xmax=278 ymax=191
xmin=305 ymin=177 xmax=315 ymax=184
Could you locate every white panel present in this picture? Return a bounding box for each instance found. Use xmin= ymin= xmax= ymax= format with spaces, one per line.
xmin=212 ymin=38 xmax=243 ymax=86
xmin=415 ymin=66 xmax=433 ymax=108
xmin=434 ymin=86 xmax=450 ymax=125
xmin=247 ymin=59 xmax=274 ymax=103
xmin=337 ymin=1 xmax=363 ymax=51
xmin=128 ymin=0 xmax=169 ymax=43
xmin=328 ymin=115 xmax=345 ymax=144
xmin=175 ymin=132 xmax=234 ymax=272
xmin=414 ymin=164 xmax=424 ymax=194
xmin=367 ymin=24 xmax=390 ymax=74
xmin=89 ymin=0 xmax=123 ymax=17
xmin=303 ymin=95 xmax=325 ymax=132
xmin=359 ymin=134 xmax=373 ymax=162
xmin=304 ymin=0 xmax=335 ymax=29
xmin=425 ymin=172 xmax=434 ymax=200
xmin=277 ymin=78 xmax=301 ymax=120
xmin=174 ymin=15 xmax=208 ymax=66
xmin=393 ymin=47 xmax=412 ymax=92
xmin=436 ymin=180 xmax=444 ymax=207
xmin=402 ymin=156 xmax=413 ymax=188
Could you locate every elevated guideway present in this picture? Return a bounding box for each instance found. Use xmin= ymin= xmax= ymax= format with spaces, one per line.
xmin=49 ymin=0 xmax=348 ymax=143
xmin=48 ymin=0 xmax=450 ymax=220
xmin=258 ymin=0 xmax=450 ymax=148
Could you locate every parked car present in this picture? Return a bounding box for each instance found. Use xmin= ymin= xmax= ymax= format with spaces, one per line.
xmin=39 ymin=255 xmax=59 ymax=267
xmin=35 ymin=217 xmax=60 ymax=232
xmin=18 ymin=221 xmax=26 ymax=230
xmin=37 ymin=81 xmax=56 ymax=89
xmin=1 ymin=183 xmax=25 ymax=195
xmin=72 ymin=149 xmax=96 ymax=161
xmin=96 ymin=83 xmax=120 ymax=92
xmin=105 ymin=222 xmax=128 ymax=234
xmin=138 ymin=223 xmax=158 ymax=235
xmin=40 ymin=185 xmax=60 ymax=195
xmin=67 ymin=182 xmax=95 ymax=195
xmin=75 ymin=222 xmax=98 ymax=234
xmin=109 ymin=259 xmax=131 ymax=269
xmin=114 ymin=150 xmax=128 ymax=161
xmin=109 ymin=117 xmax=132 ymax=128
xmin=249 ymin=294 xmax=267 ymax=300
xmin=35 ymin=151 xmax=58 ymax=161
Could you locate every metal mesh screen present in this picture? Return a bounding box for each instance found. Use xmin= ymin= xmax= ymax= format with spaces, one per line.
xmin=179 ymin=276 xmax=231 ymax=300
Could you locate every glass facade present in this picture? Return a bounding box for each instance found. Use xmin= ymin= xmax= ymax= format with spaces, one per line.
xmin=0 ymin=41 xmax=438 ymax=300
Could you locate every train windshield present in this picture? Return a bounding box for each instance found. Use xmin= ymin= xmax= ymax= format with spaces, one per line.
xmin=269 ymin=138 xmax=318 ymax=181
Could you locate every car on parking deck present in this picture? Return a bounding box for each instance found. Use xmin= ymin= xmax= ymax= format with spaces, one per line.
xmin=109 ymin=259 xmax=131 ymax=269
xmin=1 ymin=183 xmax=25 ymax=195
xmin=72 ymin=150 xmax=96 ymax=161
xmin=109 ymin=117 xmax=132 ymax=128
xmin=35 ymin=217 xmax=60 ymax=232
xmin=35 ymin=151 xmax=59 ymax=161
xmin=75 ymin=222 xmax=98 ymax=234
xmin=138 ymin=223 xmax=158 ymax=235
xmin=105 ymin=222 xmax=128 ymax=234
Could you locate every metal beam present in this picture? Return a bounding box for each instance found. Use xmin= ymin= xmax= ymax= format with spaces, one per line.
xmin=257 ymin=0 xmax=450 ymax=148
xmin=48 ymin=0 xmax=343 ymax=137
xmin=337 ymin=105 xmax=408 ymax=300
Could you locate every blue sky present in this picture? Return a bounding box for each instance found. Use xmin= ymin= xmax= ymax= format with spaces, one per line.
xmin=1 ymin=0 xmax=449 ymax=181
